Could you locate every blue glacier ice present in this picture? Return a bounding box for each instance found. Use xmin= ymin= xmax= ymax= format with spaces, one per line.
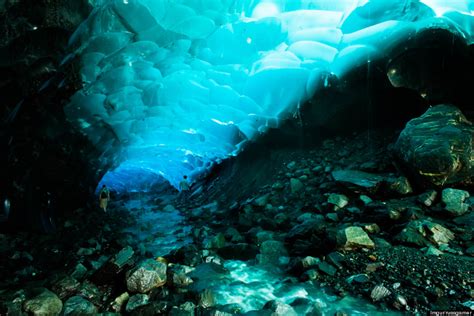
xmin=64 ymin=0 xmax=474 ymax=190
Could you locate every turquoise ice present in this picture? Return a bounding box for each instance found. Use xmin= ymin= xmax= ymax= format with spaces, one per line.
xmin=64 ymin=0 xmax=474 ymax=189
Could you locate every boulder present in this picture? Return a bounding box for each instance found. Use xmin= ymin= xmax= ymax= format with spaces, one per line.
xmin=51 ymin=276 xmax=80 ymax=299
xmin=396 ymin=220 xmax=455 ymax=247
xmin=257 ymin=240 xmax=289 ymax=266
xmin=442 ymin=188 xmax=470 ymax=216
xmin=91 ymin=246 xmax=135 ymax=285
xmin=393 ymin=105 xmax=473 ymax=188
xmin=126 ymin=259 xmax=167 ymax=293
xmin=63 ymin=296 xmax=97 ymax=315
xmin=327 ymin=194 xmax=349 ymax=210
xmin=262 ymin=300 xmax=297 ymax=316
xmin=170 ymin=244 xmax=202 ymax=267
xmin=125 ymin=294 xmax=149 ymax=313
xmin=332 ymin=170 xmax=385 ymax=194
xmin=170 ymin=264 xmax=194 ymax=288
xmin=23 ymin=288 xmax=63 ymax=316
xmin=290 ymin=178 xmax=304 ymax=194
xmin=332 ymin=170 xmax=413 ymax=196
xmin=169 ymin=301 xmax=196 ymax=316
xmin=337 ymin=226 xmax=375 ymax=250
xmin=317 ymin=261 xmax=337 ymax=276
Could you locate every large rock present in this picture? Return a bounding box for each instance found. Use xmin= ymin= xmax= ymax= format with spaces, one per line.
xmin=332 ymin=170 xmax=412 ymax=196
xmin=396 ymin=220 xmax=455 ymax=247
xmin=91 ymin=246 xmax=135 ymax=285
xmin=337 ymin=226 xmax=375 ymax=250
xmin=393 ymin=105 xmax=473 ymax=188
xmin=442 ymin=188 xmax=470 ymax=216
xmin=125 ymin=294 xmax=149 ymax=313
xmin=262 ymin=300 xmax=297 ymax=316
xmin=126 ymin=259 xmax=167 ymax=293
xmin=23 ymin=288 xmax=63 ymax=316
xmin=63 ymin=296 xmax=97 ymax=315
xmin=257 ymin=240 xmax=289 ymax=266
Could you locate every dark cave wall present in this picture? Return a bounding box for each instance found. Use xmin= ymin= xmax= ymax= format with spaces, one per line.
xmin=0 ymin=0 xmax=114 ymax=232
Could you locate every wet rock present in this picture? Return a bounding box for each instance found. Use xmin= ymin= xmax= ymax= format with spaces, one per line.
xmin=257 ymin=240 xmax=289 ymax=266
xmin=125 ymin=294 xmax=149 ymax=313
xmin=91 ymin=246 xmax=135 ymax=285
xmin=254 ymin=194 xmax=270 ymax=207
xmin=425 ymin=246 xmax=444 ymax=256
xmin=332 ymin=170 xmax=412 ymax=196
xmin=169 ymin=301 xmax=196 ymax=316
xmin=326 ymin=252 xmax=345 ymax=269
xmin=198 ymin=289 xmax=216 ymax=308
xmin=262 ymin=300 xmax=297 ymax=316
xmin=76 ymin=248 xmax=95 ymax=256
xmin=363 ymin=223 xmax=380 ymax=234
xmin=126 ymin=259 xmax=167 ymax=293
xmin=203 ymin=233 xmax=226 ymax=249
xmin=77 ymin=281 xmax=101 ymax=306
xmin=63 ymin=296 xmax=97 ymax=315
xmin=290 ymin=178 xmax=304 ymax=194
xmin=71 ymin=263 xmax=87 ymax=280
xmin=327 ymin=194 xmax=349 ymax=210
xmin=272 ymin=181 xmax=285 ymax=190
xmin=170 ymin=264 xmax=194 ymax=288
xmin=302 ymin=269 xmax=320 ymax=281
xmin=396 ymin=220 xmax=455 ymax=247
xmin=442 ymin=188 xmax=470 ymax=216
xmin=23 ymin=288 xmax=62 ymax=316
xmin=301 ymin=256 xmax=320 ymax=268
xmin=346 ymin=274 xmax=370 ymax=284
xmin=224 ymin=228 xmax=243 ymax=243
xmin=171 ymin=245 xmax=202 ymax=267
xmin=317 ymin=261 xmax=337 ymax=276
xmin=337 ymin=226 xmax=375 ymax=250
xmin=370 ymin=284 xmax=391 ymax=302
xmin=388 ymin=176 xmax=413 ymax=195
xmin=332 ymin=170 xmax=385 ymax=194
xmin=325 ymin=213 xmax=339 ymax=222
xmin=360 ymin=195 xmax=373 ymax=205
xmin=366 ymin=262 xmax=385 ymax=273
xmin=393 ymin=105 xmax=474 ymax=188
xmin=297 ymin=213 xmax=314 ymax=223
xmin=51 ymin=276 xmax=80 ymax=299
xmin=256 ymin=230 xmax=275 ymax=244
xmin=393 ymin=294 xmax=408 ymax=311
xmin=110 ymin=292 xmax=129 ymax=313
xmin=418 ymin=190 xmax=437 ymax=207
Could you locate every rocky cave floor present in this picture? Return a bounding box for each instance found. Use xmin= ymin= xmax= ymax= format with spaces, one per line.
xmin=0 ymin=128 xmax=473 ymax=315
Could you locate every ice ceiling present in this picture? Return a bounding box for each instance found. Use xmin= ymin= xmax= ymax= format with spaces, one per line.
xmin=65 ymin=0 xmax=474 ymax=189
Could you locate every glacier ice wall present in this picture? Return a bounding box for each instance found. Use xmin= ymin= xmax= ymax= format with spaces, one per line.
xmin=64 ymin=0 xmax=474 ymax=189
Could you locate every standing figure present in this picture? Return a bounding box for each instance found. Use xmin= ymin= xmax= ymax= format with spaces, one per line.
xmin=99 ymin=185 xmax=110 ymax=212
xmin=179 ymin=175 xmax=191 ymax=193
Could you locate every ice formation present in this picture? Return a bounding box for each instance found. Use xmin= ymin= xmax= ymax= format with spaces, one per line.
xmin=65 ymin=0 xmax=474 ymax=188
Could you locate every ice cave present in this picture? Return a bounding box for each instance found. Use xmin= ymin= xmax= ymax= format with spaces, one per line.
xmin=0 ymin=0 xmax=473 ymax=315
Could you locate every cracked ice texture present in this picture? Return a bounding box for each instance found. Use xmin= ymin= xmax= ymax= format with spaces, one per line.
xmin=65 ymin=0 xmax=474 ymax=188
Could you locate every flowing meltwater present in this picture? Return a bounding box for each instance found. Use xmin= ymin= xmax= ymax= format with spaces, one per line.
xmin=115 ymin=195 xmax=400 ymax=315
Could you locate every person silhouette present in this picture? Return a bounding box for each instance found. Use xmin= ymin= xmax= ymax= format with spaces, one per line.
xmin=98 ymin=185 xmax=110 ymax=212
xmin=179 ymin=175 xmax=191 ymax=192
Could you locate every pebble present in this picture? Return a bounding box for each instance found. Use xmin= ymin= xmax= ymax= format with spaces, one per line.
xmin=371 ymin=284 xmax=391 ymax=302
